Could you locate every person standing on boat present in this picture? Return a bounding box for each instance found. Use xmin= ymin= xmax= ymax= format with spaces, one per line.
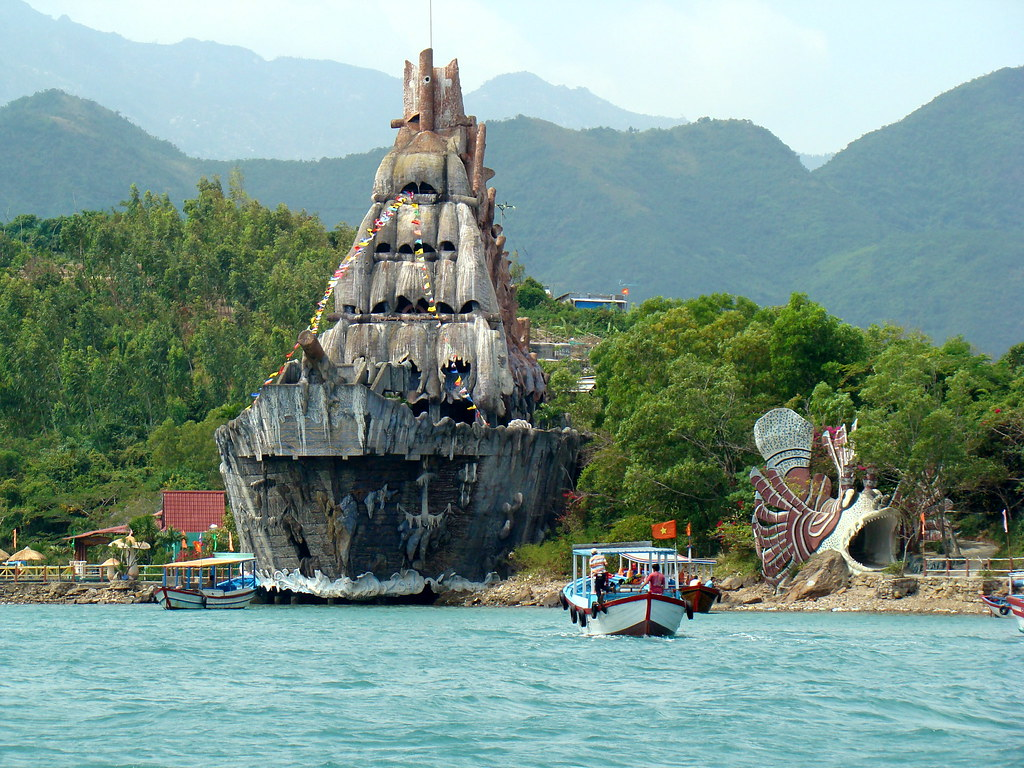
xmin=641 ymin=564 xmax=666 ymax=595
xmin=589 ymin=548 xmax=609 ymax=603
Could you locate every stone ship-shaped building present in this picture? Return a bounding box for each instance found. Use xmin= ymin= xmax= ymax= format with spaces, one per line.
xmin=215 ymin=50 xmax=582 ymax=599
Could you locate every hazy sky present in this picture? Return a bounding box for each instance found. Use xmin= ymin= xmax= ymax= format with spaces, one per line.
xmin=22 ymin=0 xmax=1024 ymax=155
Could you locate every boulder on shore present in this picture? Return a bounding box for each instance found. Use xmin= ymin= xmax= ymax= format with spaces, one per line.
xmin=783 ymin=550 xmax=850 ymax=602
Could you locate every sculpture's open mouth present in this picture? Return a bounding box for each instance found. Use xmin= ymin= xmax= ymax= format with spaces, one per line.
xmin=843 ymin=507 xmax=900 ymax=570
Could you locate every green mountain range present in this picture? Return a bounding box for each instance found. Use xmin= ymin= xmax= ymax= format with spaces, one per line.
xmin=1 ymin=66 xmax=1021 ymax=355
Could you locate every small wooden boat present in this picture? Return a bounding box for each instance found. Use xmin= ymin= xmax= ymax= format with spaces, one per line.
xmin=1007 ymin=571 xmax=1024 ymax=634
xmin=561 ymin=543 xmax=694 ymax=637
xmin=1007 ymin=595 xmax=1024 ymax=634
xmin=154 ymin=554 xmax=257 ymax=610
xmin=980 ymin=594 xmax=1011 ymax=617
xmin=679 ymin=582 xmax=722 ymax=613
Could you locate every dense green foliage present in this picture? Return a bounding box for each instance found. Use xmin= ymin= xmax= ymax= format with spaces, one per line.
xmin=0 ymin=179 xmax=353 ymax=552
xmin=526 ymin=294 xmax=1024 ymax=572
xmin=2 ymin=66 xmax=1022 ymax=354
xmin=3 ymin=181 xmax=1023 ymax=572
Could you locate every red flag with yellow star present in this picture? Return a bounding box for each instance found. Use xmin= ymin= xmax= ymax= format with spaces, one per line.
xmin=652 ymin=520 xmax=676 ymax=539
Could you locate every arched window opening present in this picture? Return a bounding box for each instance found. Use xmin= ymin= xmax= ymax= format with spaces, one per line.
xmin=407 ymin=363 xmax=422 ymax=392
xmin=440 ymin=399 xmax=478 ymax=425
xmin=459 ymin=300 xmax=481 ymax=314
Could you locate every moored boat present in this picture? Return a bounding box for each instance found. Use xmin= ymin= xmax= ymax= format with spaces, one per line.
xmin=980 ymin=593 xmax=1011 ymax=617
xmin=561 ymin=543 xmax=694 ymax=637
xmin=679 ymin=581 xmax=722 ymax=614
xmin=1007 ymin=571 xmax=1024 ymax=634
xmin=154 ymin=554 xmax=257 ymax=610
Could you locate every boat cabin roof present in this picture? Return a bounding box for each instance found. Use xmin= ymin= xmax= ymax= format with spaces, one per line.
xmin=572 ymin=541 xmax=704 ymax=559
xmin=160 ymin=555 xmax=255 ymax=569
xmin=573 ymin=541 xmax=650 ymax=556
xmin=621 ymin=553 xmax=716 ymax=566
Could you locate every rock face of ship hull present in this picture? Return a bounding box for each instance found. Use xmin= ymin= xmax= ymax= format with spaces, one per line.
xmin=216 ymin=383 xmax=580 ymax=598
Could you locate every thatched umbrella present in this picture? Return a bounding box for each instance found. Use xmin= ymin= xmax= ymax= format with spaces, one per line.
xmin=0 ymin=548 xmax=9 ymax=561
xmin=6 ymin=547 xmax=44 ymax=562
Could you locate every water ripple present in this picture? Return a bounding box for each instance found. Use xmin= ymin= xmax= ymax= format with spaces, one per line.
xmin=0 ymin=604 xmax=1019 ymax=768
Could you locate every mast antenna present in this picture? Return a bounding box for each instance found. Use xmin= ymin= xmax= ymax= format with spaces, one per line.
xmin=429 ymin=0 xmax=433 ymax=49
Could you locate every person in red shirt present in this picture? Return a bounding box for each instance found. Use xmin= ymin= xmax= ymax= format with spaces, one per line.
xmin=641 ymin=563 xmax=666 ymax=595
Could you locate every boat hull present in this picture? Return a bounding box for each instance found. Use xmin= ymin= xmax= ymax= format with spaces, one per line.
xmin=980 ymin=594 xmax=1011 ymax=618
xmin=679 ymin=584 xmax=721 ymax=613
xmin=566 ymin=592 xmax=691 ymax=637
xmin=1007 ymin=595 xmax=1024 ymax=634
xmin=154 ymin=586 xmax=255 ymax=610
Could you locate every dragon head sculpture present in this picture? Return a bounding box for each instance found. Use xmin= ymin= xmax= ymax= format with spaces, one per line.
xmin=749 ymin=408 xmax=899 ymax=587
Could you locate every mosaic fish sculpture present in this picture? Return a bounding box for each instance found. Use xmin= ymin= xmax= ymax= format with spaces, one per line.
xmin=749 ymin=408 xmax=899 ymax=587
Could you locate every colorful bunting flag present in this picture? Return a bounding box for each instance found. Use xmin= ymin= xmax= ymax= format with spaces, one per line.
xmin=258 ymin=191 xmax=443 ymax=391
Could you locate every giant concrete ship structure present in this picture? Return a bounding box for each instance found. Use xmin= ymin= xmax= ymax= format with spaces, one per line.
xmin=215 ymin=50 xmax=582 ymax=599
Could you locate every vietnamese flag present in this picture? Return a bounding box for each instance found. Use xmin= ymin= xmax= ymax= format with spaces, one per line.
xmin=652 ymin=520 xmax=676 ymax=539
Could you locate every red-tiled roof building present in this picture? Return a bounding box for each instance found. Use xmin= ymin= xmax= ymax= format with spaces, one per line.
xmin=159 ymin=490 xmax=226 ymax=534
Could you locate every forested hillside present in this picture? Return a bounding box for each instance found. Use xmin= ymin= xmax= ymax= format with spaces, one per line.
xmin=1 ymin=67 xmax=1021 ymax=356
xmin=0 ymin=182 xmax=354 ymax=546
xmin=2 ymin=185 xmax=1023 ymax=565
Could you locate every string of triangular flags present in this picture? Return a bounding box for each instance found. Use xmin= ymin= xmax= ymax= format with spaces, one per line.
xmin=452 ymin=373 xmax=488 ymax=427
xmin=260 ymin=191 xmax=438 ymax=388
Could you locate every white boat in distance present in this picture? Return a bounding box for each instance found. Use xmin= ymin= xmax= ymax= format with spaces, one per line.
xmin=561 ymin=542 xmax=694 ymax=637
xmin=154 ymin=554 xmax=258 ymax=610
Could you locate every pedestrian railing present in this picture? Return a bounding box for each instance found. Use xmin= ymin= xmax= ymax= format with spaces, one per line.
xmin=0 ymin=563 xmax=166 ymax=583
xmin=922 ymin=556 xmax=1019 ymax=578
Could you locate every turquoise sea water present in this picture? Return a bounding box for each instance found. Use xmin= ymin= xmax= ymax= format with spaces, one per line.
xmin=0 ymin=604 xmax=1020 ymax=768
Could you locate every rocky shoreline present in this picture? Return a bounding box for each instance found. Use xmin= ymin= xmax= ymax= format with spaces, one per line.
xmin=1 ymin=571 xmax=998 ymax=614
xmin=437 ymin=571 xmax=997 ymax=615
xmin=0 ymin=580 xmax=156 ymax=605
